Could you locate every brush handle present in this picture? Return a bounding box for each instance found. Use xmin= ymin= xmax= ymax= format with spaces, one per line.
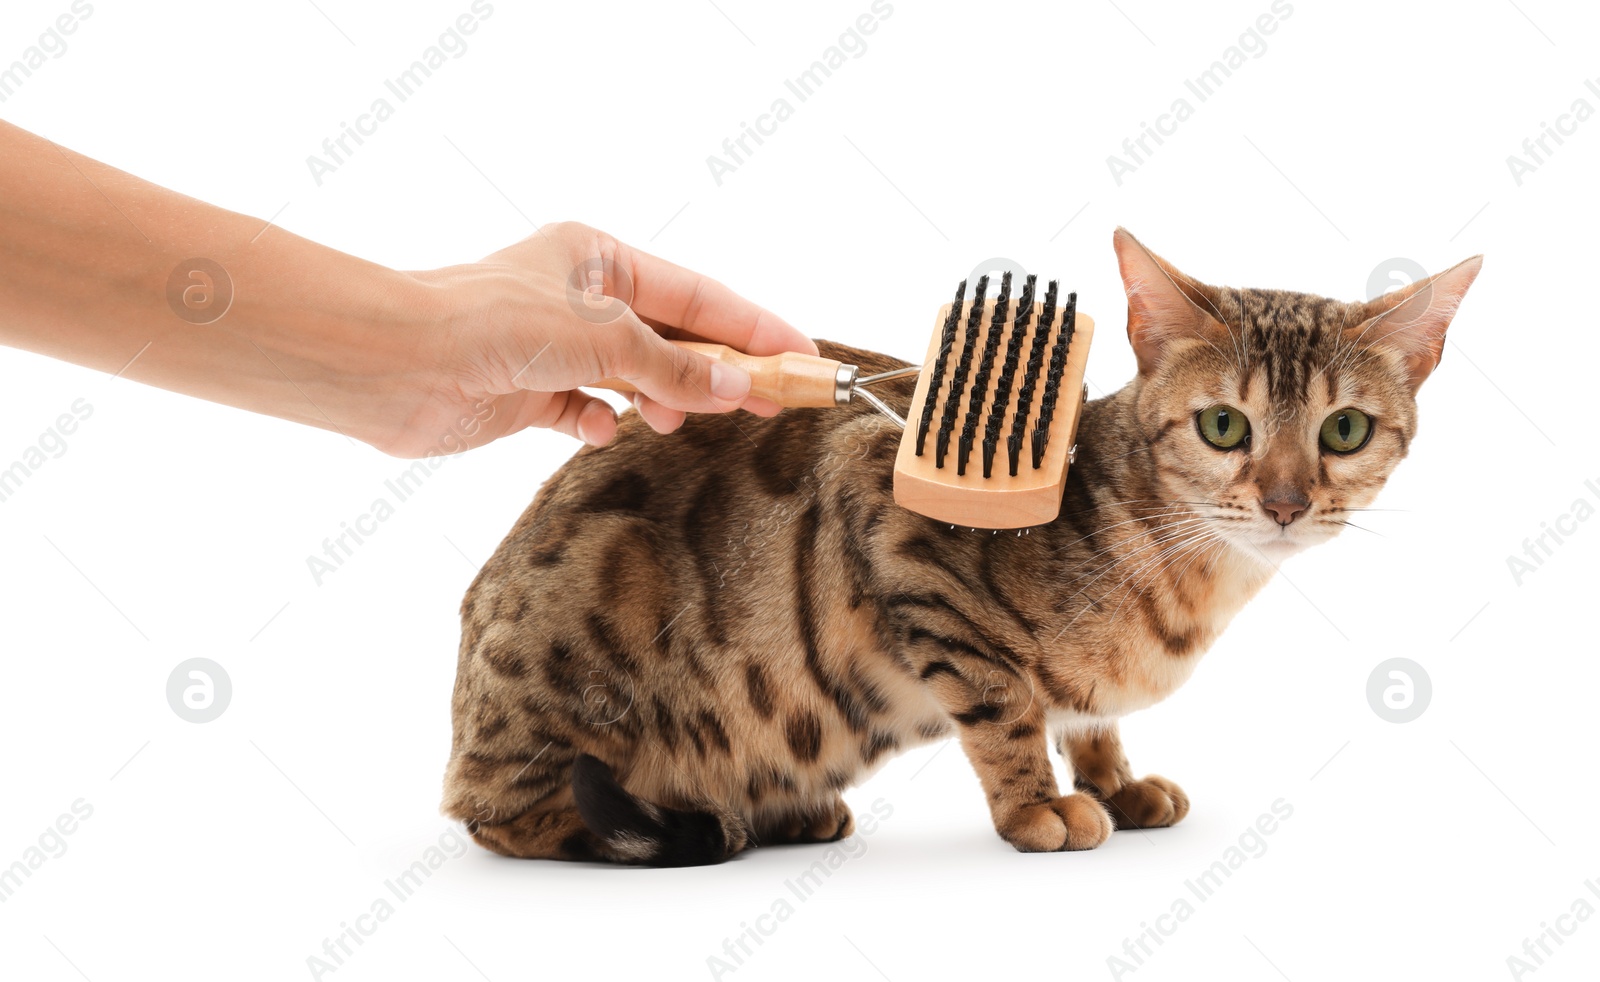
xmin=590 ymin=341 xmax=853 ymax=408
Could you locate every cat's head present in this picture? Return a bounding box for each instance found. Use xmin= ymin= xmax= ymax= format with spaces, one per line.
xmin=1112 ymin=228 xmax=1481 ymax=563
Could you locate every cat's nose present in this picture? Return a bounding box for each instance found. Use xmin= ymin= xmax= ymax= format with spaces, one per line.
xmin=1260 ymin=495 xmax=1309 ymax=526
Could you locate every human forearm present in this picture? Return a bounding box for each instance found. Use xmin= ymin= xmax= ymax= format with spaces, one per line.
xmin=0 ymin=120 xmax=815 ymax=456
xmin=0 ymin=119 xmax=437 ymax=436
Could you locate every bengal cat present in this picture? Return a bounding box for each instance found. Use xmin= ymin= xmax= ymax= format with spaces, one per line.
xmin=441 ymin=229 xmax=1482 ymax=865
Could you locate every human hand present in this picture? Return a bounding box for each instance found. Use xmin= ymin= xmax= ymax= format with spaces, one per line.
xmin=0 ymin=121 xmax=812 ymax=458
xmin=384 ymin=222 xmax=817 ymax=457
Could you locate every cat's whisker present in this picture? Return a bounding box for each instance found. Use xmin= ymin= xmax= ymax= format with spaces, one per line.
xmin=1092 ymin=443 xmax=1159 ymax=464
xmin=1058 ymin=500 xmax=1229 ymax=535
xmin=1056 ymin=497 xmax=1221 ymax=516
xmin=1059 ymin=518 xmax=1218 ymax=576
xmin=1171 ymin=533 xmax=1221 ymax=582
xmin=1116 ymin=526 xmax=1226 ymax=592
xmin=1057 ymin=513 xmax=1209 ymax=557
xmin=1052 ymin=524 xmax=1216 ymax=617
xmin=1106 ymin=539 xmax=1206 ymax=610
xmin=1101 ymin=530 xmax=1226 ymax=622
xmin=1064 ymin=521 xmax=1221 ymax=584
xmin=1117 ymin=537 xmax=1222 ymax=616
xmin=1055 ymin=509 xmax=1201 ymax=553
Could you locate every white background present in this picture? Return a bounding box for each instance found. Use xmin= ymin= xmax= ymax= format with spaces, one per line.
xmin=2 ymin=1 xmax=1596 ymax=980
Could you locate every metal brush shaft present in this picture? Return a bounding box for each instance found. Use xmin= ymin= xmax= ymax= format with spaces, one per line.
xmin=593 ymin=341 xmax=912 ymax=426
xmin=851 ymin=366 xmax=919 ymax=427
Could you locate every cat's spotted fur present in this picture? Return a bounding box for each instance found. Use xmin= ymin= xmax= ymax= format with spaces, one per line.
xmin=441 ymin=230 xmax=1481 ymax=864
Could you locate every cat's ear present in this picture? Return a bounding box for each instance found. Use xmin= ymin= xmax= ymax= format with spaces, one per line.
xmin=1350 ymin=255 xmax=1483 ymax=391
xmin=1112 ymin=228 xmax=1224 ymax=375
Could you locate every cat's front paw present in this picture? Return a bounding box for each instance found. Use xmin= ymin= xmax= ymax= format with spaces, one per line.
xmin=997 ymin=793 xmax=1113 ymax=853
xmin=1103 ymin=775 xmax=1189 ymax=830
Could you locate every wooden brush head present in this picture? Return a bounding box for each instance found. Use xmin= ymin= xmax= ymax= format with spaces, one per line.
xmin=893 ymin=273 xmax=1094 ymax=529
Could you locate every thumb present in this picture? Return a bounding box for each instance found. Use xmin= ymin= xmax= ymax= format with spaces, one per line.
xmin=603 ymin=314 xmax=752 ymax=412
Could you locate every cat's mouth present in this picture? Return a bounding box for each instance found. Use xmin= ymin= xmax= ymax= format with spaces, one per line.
xmin=1192 ymin=506 xmax=1327 ymax=561
xmin=1251 ymin=534 xmax=1306 ymax=555
xmin=1233 ymin=520 xmax=1330 ymax=563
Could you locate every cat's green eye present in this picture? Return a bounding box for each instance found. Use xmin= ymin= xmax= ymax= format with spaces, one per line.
xmin=1196 ymin=405 xmax=1250 ymax=449
xmin=1320 ymin=408 xmax=1372 ymax=453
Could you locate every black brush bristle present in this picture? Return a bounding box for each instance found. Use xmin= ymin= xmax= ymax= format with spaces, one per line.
xmin=1030 ymin=290 xmax=1077 ymax=469
xmin=935 ymin=275 xmax=987 ymax=468
xmin=915 ymin=280 xmax=966 ymax=456
xmin=956 ymin=271 xmax=1011 ymax=473
xmin=1008 ymin=280 xmax=1058 ymax=476
xmin=982 ymin=274 xmax=1036 ymax=478
xmin=924 ymin=272 xmax=1082 ymax=491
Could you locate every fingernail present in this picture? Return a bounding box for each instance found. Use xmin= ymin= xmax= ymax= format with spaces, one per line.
xmin=577 ymin=416 xmax=600 ymax=446
xmin=578 ymin=405 xmax=615 ymax=446
xmin=709 ymin=362 xmax=751 ymax=403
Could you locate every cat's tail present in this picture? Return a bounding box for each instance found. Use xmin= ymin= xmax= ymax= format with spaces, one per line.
xmin=571 ymin=753 xmax=746 ymax=867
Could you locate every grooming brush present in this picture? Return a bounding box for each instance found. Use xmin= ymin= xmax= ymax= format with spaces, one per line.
xmin=595 ymin=339 xmax=922 ymax=425
xmin=593 ymin=272 xmax=1094 ymax=529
